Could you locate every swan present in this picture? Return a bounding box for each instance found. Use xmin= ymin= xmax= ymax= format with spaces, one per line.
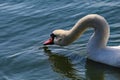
xmin=43 ymin=14 xmax=120 ymax=68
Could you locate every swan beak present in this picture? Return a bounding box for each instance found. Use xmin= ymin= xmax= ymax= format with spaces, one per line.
xmin=43 ymin=37 xmax=54 ymax=45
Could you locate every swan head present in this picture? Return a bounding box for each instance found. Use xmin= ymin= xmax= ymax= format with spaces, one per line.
xmin=44 ymin=29 xmax=70 ymax=46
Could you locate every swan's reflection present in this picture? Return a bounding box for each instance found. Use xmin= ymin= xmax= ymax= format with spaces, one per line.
xmin=43 ymin=46 xmax=84 ymax=79
xmin=43 ymin=46 xmax=120 ymax=80
xmin=86 ymin=59 xmax=120 ymax=80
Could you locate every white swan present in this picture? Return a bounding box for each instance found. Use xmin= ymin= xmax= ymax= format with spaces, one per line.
xmin=44 ymin=14 xmax=120 ymax=68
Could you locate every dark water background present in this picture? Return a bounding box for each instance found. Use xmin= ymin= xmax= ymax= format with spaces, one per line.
xmin=0 ymin=0 xmax=120 ymax=80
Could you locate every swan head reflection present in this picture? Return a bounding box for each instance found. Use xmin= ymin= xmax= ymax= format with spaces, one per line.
xmin=43 ymin=46 xmax=82 ymax=79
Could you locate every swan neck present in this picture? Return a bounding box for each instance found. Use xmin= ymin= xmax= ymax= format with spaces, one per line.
xmin=68 ymin=14 xmax=110 ymax=48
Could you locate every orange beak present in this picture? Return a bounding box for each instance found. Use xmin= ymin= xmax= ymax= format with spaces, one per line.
xmin=43 ymin=37 xmax=54 ymax=45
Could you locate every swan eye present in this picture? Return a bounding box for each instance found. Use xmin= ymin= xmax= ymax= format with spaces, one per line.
xmin=58 ymin=38 xmax=62 ymax=42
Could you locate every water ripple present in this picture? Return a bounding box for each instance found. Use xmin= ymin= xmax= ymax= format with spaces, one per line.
xmin=0 ymin=0 xmax=120 ymax=80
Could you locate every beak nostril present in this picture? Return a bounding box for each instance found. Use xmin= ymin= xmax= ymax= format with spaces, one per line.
xmin=43 ymin=37 xmax=54 ymax=45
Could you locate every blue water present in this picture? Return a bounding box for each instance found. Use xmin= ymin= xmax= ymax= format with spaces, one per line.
xmin=0 ymin=0 xmax=120 ymax=80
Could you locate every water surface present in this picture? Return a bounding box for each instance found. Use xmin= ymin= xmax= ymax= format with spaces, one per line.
xmin=0 ymin=0 xmax=120 ymax=80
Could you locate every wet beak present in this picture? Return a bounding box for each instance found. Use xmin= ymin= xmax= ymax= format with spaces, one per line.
xmin=43 ymin=37 xmax=54 ymax=45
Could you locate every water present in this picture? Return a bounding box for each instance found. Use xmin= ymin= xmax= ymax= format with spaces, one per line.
xmin=0 ymin=0 xmax=120 ymax=80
